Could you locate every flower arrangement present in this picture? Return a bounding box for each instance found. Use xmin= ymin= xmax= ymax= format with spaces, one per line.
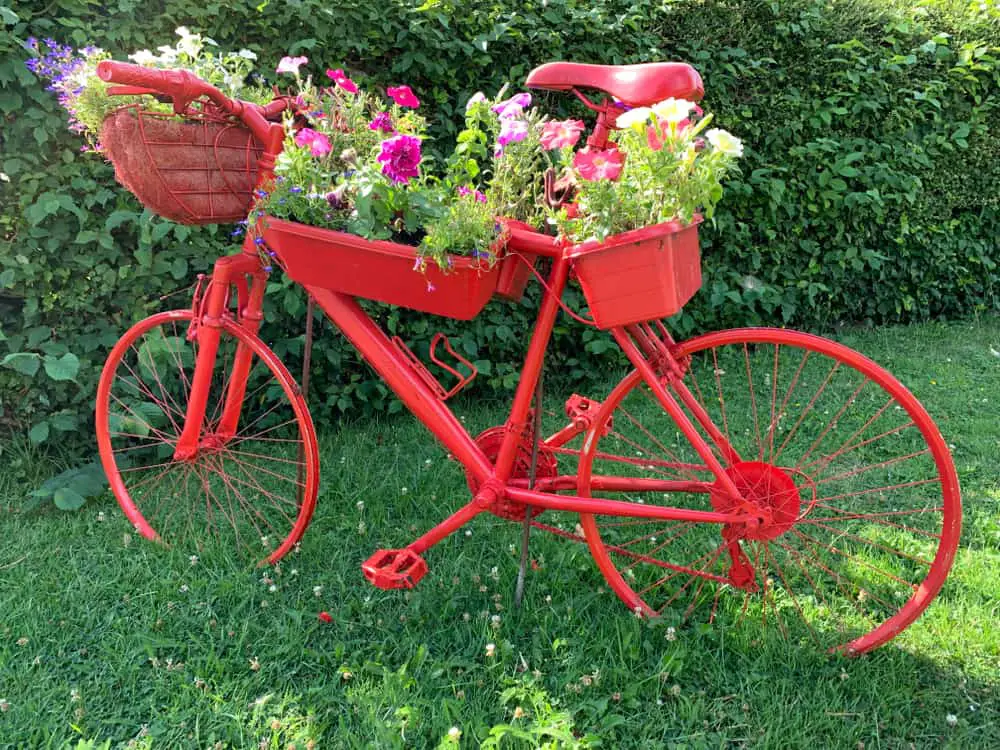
xmin=249 ymin=57 xmax=555 ymax=273
xmin=24 ymin=28 xmax=270 ymax=150
xmin=555 ymin=100 xmax=744 ymax=243
xmin=29 ymin=31 xmax=744 ymax=276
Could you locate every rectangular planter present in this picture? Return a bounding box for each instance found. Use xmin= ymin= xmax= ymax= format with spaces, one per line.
xmin=568 ymin=219 xmax=702 ymax=329
xmin=260 ymin=218 xmax=501 ymax=320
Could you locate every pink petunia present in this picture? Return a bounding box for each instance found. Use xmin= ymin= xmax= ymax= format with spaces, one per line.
xmin=573 ymin=147 xmax=625 ymax=182
xmin=325 ymin=68 xmax=358 ymax=94
xmin=387 ymin=85 xmax=420 ymax=108
xmin=465 ymin=91 xmax=488 ymax=111
xmin=369 ymin=111 xmax=394 ymax=133
xmin=457 ymin=185 xmax=487 ymax=203
xmin=377 ymin=134 xmax=422 ymax=183
xmin=540 ymin=119 xmax=585 ymax=150
xmin=276 ymin=56 xmax=308 ymax=75
xmin=294 ymin=128 xmax=332 ymax=157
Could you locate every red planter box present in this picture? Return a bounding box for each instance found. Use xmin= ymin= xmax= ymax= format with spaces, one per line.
xmin=569 ymin=219 xmax=702 ymax=329
xmin=260 ymin=218 xmax=502 ymax=320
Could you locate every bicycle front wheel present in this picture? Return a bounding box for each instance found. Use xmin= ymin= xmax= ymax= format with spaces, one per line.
xmin=577 ymin=327 xmax=960 ymax=654
xmin=95 ymin=310 xmax=319 ymax=566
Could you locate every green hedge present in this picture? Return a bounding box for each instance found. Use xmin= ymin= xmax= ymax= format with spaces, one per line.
xmin=1 ymin=0 xmax=998 ymax=445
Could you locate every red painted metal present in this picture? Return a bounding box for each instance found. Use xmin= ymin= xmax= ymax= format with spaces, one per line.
xmin=525 ymin=61 xmax=704 ymax=107
xmin=94 ymin=309 xmax=319 ymax=566
xmin=362 ymin=548 xmax=428 ymax=589
xmin=261 ymin=219 xmax=501 ymax=319
xmin=91 ymin=62 xmax=962 ymax=655
xmin=576 ymin=328 xmax=961 ymax=653
xmin=569 ymin=219 xmax=703 ymax=329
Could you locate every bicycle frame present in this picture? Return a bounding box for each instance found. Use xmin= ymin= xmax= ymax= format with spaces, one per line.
xmin=172 ymin=226 xmax=769 ymax=563
xmin=161 ymin=72 xmax=765 ymax=565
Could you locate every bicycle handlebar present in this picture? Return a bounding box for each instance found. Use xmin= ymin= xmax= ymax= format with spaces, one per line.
xmin=96 ymin=61 xmax=289 ymax=143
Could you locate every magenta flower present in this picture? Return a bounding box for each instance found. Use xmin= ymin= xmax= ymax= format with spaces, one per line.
xmin=540 ymin=119 xmax=585 ymax=150
xmin=492 ymin=92 xmax=532 ymax=120
xmin=457 ymin=186 xmax=487 ymax=203
xmin=276 ymin=56 xmax=308 ymax=75
xmin=377 ymin=134 xmax=422 ymax=184
xmin=369 ymin=111 xmax=394 ymax=133
xmin=387 ymin=85 xmax=420 ymax=108
xmin=294 ymin=128 xmax=332 ymax=157
xmin=325 ymin=68 xmax=358 ymax=94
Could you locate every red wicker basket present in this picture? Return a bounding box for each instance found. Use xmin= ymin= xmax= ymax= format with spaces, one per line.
xmin=100 ymin=104 xmax=263 ymax=224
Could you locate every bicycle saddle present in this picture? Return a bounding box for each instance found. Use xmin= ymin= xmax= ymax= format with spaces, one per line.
xmin=525 ymin=61 xmax=703 ymax=106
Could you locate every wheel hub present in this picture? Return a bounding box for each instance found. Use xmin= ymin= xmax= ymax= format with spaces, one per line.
xmin=710 ymin=461 xmax=801 ymax=540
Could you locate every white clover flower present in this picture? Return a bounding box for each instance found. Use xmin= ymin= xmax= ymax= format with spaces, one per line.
xmin=705 ymin=128 xmax=744 ymax=157
xmin=313 ymin=585 xmax=323 ymax=597
xmin=448 ymin=726 xmax=462 ymax=739
xmin=485 ymin=643 xmax=496 ymax=658
xmin=652 ymin=97 xmax=697 ymax=124
xmin=615 ymin=106 xmax=654 ymax=130
xmin=946 ymin=714 xmax=958 ymax=727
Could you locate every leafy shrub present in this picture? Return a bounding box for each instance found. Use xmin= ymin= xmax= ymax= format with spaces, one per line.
xmin=1 ymin=0 xmax=998 ymax=456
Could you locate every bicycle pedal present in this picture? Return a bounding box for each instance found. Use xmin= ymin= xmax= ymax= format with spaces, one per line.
xmin=361 ymin=548 xmax=428 ymax=590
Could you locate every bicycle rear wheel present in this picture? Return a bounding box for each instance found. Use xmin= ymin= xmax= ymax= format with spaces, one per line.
xmin=577 ymin=328 xmax=960 ymax=653
xmin=95 ymin=309 xmax=319 ymax=566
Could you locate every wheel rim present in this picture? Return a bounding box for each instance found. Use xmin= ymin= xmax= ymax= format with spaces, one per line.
xmin=95 ymin=310 xmax=319 ymax=565
xmin=578 ymin=328 xmax=960 ymax=653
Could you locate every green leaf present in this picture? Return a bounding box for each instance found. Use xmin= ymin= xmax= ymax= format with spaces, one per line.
xmin=43 ymin=352 xmax=80 ymax=381
xmin=105 ymin=210 xmax=139 ymax=231
xmin=1 ymin=352 xmax=40 ymax=377
xmin=53 ymin=487 xmax=87 ymax=511
xmin=29 ymin=421 xmax=49 ymax=444
xmin=49 ymin=411 xmax=78 ymax=431
xmin=0 ymin=6 xmax=19 ymax=25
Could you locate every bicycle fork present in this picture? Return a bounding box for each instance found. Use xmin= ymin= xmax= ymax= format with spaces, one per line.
xmin=173 ymin=251 xmax=267 ymax=461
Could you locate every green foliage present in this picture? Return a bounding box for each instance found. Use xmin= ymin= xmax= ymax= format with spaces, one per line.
xmin=1 ymin=0 xmax=998 ymax=461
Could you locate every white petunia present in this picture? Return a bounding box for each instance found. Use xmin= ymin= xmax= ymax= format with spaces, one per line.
xmin=652 ymin=97 xmax=697 ymax=124
xmin=615 ymin=106 xmax=653 ymax=130
xmin=128 ymin=49 xmax=157 ymax=66
xmin=705 ymin=128 xmax=744 ymax=157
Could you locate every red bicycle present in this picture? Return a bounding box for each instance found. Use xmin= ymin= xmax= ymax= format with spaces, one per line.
xmin=92 ymin=60 xmax=961 ymax=655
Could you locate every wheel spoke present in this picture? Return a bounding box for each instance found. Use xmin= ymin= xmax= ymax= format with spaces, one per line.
xmin=576 ymin=329 xmax=959 ymax=653
xmin=98 ymin=312 xmax=317 ymax=566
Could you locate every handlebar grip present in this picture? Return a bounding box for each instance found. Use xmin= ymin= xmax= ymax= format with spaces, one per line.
xmin=96 ymin=61 xmax=207 ymax=108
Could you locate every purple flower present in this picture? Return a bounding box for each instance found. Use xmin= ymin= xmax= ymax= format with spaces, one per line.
xmin=377 ymin=134 xmax=422 ymax=184
xmin=492 ymin=92 xmax=532 ymax=120
xmin=495 ymin=119 xmax=529 ymax=156
xmin=369 ymin=111 xmax=394 ymax=133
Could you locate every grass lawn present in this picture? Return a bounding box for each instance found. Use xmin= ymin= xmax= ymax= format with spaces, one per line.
xmin=1 ymin=317 xmax=998 ymax=748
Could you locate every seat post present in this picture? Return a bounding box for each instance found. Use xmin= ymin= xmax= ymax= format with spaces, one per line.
xmin=585 ymin=98 xmax=619 ymax=150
